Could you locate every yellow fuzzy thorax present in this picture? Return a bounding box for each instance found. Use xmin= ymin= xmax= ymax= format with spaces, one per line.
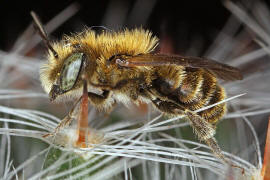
xmin=40 ymin=28 xmax=159 ymax=95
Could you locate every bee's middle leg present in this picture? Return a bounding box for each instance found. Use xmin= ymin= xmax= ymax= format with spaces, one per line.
xmin=87 ymin=90 xmax=110 ymax=104
xmin=88 ymin=90 xmax=116 ymax=114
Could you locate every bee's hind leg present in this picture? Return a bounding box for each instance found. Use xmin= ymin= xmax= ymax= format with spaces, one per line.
xmin=151 ymin=98 xmax=216 ymax=141
xmin=151 ymin=98 xmax=243 ymax=171
xmin=185 ymin=110 xmax=244 ymax=172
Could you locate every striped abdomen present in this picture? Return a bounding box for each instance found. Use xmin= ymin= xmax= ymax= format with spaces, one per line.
xmin=154 ymin=67 xmax=227 ymax=125
xmin=179 ymin=68 xmax=226 ymax=124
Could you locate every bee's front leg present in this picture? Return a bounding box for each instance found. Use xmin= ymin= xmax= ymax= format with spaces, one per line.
xmin=44 ymin=89 xmax=111 ymax=136
xmin=43 ymin=97 xmax=82 ymax=138
xmin=55 ymin=90 xmax=112 ymax=133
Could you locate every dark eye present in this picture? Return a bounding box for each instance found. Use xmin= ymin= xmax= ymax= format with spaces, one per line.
xmin=60 ymin=53 xmax=84 ymax=92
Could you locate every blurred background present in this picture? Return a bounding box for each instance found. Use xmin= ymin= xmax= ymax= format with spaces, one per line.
xmin=0 ymin=0 xmax=231 ymax=53
xmin=1 ymin=0 xmax=270 ymax=179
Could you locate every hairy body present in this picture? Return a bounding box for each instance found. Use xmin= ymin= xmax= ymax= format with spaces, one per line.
xmin=35 ymin=25 xmax=242 ymax=167
xmin=41 ymin=29 xmax=226 ymax=125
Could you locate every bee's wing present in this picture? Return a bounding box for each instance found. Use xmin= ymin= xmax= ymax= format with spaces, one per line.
xmin=121 ymin=53 xmax=243 ymax=81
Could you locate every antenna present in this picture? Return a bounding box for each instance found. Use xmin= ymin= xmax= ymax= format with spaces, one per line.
xmin=30 ymin=11 xmax=58 ymax=58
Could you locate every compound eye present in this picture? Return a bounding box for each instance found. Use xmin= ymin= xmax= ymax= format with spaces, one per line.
xmin=60 ymin=53 xmax=84 ymax=92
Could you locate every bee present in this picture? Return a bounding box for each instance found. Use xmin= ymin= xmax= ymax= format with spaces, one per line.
xmin=31 ymin=12 xmax=243 ymax=166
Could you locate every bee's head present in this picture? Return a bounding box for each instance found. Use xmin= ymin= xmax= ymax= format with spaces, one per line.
xmin=40 ymin=42 xmax=89 ymax=102
xmin=31 ymin=11 xmax=91 ymax=102
xmin=48 ymin=52 xmax=85 ymax=101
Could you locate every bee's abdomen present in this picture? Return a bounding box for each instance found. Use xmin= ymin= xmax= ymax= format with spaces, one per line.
xmin=178 ymin=70 xmax=217 ymax=110
xmin=177 ymin=70 xmax=203 ymax=103
xmin=178 ymin=69 xmax=226 ymax=124
xmin=153 ymin=68 xmax=227 ymax=125
xmin=198 ymin=85 xmax=226 ymax=124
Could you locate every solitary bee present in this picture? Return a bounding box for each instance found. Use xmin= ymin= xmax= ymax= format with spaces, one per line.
xmin=31 ymin=12 xmax=242 ymax=166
